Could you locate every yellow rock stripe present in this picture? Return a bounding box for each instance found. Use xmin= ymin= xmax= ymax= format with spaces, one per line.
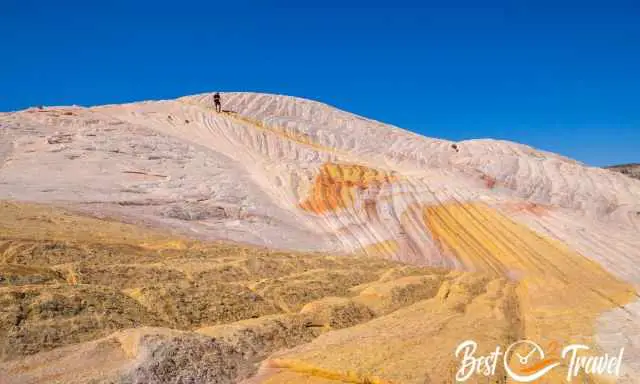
xmin=423 ymin=202 xmax=636 ymax=382
xmin=360 ymin=240 xmax=399 ymax=259
xmin=181 ymin=100 xmax=345 ymax=155
xmin=267 ymin=359 xmax=395 ymax=384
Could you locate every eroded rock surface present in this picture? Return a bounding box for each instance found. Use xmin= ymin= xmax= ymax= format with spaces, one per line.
xmin=1 ymin=92 xmax=639 ymax=383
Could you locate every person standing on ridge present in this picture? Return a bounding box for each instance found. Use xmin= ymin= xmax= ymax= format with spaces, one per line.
xmin=213 ymin=92 xmax=222 ymax=113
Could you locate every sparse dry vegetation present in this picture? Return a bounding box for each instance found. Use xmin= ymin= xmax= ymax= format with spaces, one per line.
xmin=0 ymin=201 xmax=461 ymax=383
xmin=1 ymin=200 xmax=631 ymax=383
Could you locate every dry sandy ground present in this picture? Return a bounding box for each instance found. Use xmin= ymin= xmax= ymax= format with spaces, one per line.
xmin=1 ymin=92 xmax=639 ymax=383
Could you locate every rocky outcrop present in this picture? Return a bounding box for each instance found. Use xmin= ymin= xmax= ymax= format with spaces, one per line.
xmin=606 ymin=163 xmax=640 ymax=180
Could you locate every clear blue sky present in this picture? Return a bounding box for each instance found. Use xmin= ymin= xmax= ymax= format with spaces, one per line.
xmin=2 ymin=1 xmax=638 ymax=166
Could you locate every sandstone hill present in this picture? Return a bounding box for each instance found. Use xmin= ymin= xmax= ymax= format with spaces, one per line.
xmin=1 ymin=93 xmax=639 ymax=383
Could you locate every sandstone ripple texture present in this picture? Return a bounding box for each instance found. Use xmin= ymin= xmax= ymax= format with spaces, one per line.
xmin=1 ymin=92 xmax=639 ymax=383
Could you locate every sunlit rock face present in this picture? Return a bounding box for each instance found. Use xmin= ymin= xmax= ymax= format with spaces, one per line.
xmin=1 ymin=92 xmax=639 ymax=383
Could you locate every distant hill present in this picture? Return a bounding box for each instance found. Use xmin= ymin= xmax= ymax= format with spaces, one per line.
xmin=606 ymin=163 xmax=640 ymax=180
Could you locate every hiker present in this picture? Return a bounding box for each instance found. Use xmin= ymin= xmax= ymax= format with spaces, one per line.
xmin=214 ymin=92 xmax=222 ymax=113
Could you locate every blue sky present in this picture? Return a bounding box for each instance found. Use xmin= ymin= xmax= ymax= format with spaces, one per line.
xmin=1 ymin=1 xmax=638 ymax=166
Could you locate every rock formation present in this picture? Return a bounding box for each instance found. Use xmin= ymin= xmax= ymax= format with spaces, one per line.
xmin=606 ymin=163 xmax=640 ymax=181
xmin=1 ymin=92 xmax=639 ymax=383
